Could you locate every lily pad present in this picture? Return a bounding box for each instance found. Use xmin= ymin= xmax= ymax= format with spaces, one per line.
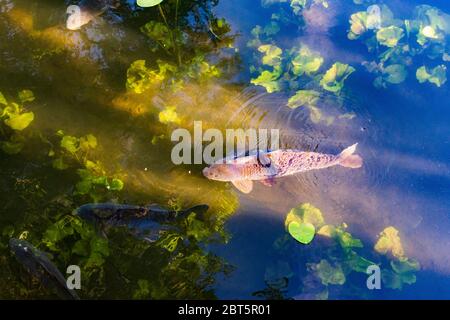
xmin=317 ymin=224 xmax=336 ymax=238
xmin=159 ymin=106 xmax=181 ymax=124
xmin=376 ymin=26 xmax=404 ymax=47
xmin=312 ymin=259 xmax=346 ymax=285
xmin=4 ymin=112 xmax=34 ymax=131
xmin=291 ymin=46 xmax=323 ymax=76
xmin=287 ymin=90 xmax=320 ymax=109
xmin=60 ymin=135 xmax=79 ymax=154
xmin=137 ymin=0 xmax=164 ymax=8
xmin=320 ymin=62 xmax=355 ymax=93
xmin=288 ymin=221 xmax=315 ymax=244
xmin=251 ymin=67 xmax=283 ymax=93
xmin=391 ymin=258 xmax=420 ymax=274
xmin=258 ymin=45 xmax=283 ymax=67
xmin=383 ymin=64 xmax=407 ymax=84
xmin=109 ymin=178 xmax=124 ymax=191
xmin=416 ymin=65 xmax=447 ymax=87
xmin=18 ymin=90 xmax=35 ymax=103
xmin=285 ymin=203 xmax=324 ymax=229
xmin=0 ymin=92 xmax=7 ymax=106
xmin=374 ymin=226 xmax=405 ymax=259
xmin=348 ymin=11 xmax=368 ymax=39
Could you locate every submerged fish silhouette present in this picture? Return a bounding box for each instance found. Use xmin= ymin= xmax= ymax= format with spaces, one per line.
xmin=75 ymin=203 xmax=209 ymax=241
xmin=66 ymin=0 xmax=119 ymax=30
xmin=203 ymin=143 xmax=363 ymax=193
xmin=9 ymin=238 xmax=80 ymax=300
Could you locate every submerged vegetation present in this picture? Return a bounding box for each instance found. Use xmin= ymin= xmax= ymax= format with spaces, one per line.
xmin=255 ymin=204 xmax=420 ymax=299
xmin=0 ymin=90 xmax=35 ymax=155
xmin=0 ymin=0 xmax=238 ymax=299
xmin=0 ymin=0 xmax=447 ymax=299
xmin=350 ymin=3 xmax=449 ymax=88
xmin=247 ymin=1 xmax=358 ymax=126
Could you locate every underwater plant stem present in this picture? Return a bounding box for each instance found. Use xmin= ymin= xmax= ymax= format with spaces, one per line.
xmin=158 ymin=4 xmax=182 ymax=66
xmin=175 ymin=0 xmax=180 ymax=27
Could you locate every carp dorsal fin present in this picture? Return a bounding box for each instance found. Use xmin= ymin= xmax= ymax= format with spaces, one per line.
xmin=231 ymin=180 xmax=253 ymax=193
xmin=257 ymin=151 xmax=271 ymax=167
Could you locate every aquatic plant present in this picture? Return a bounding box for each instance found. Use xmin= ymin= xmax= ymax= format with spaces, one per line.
xmin=256 ymin=204 xmax=420 ymax=299
xmin=262 ymin=0 xmax=329 ymax=14
xmin=416 ymin=65 xmax=447 ymax=87
xmin=349 ymin=4 xmax=450 ymax=88
xmin=49 ymin=131 xmax=125 ymax=202
xmin=0 ymin=90 xmax=35 ymax=154
xmin=374 ymin=226 xmax=404 ymax=259
xmin=126 ymin=0 xmax=234 ymax=96
xmin=319 ymin=63 xmax=356 ymax=93
xmin=249 ymin=40 xmax=355 ymax=125
xmin=137 ymin=0 xmax=165 ymax=8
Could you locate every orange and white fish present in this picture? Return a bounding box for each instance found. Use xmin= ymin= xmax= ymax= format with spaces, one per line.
xmin=202 ymin=143 xmax=363 ymax=193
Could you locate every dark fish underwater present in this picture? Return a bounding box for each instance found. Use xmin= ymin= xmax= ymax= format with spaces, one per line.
xmin=75 ymin=203 xmax=209 ymax=241
xmin=9 ymin=238 xmax=80 ymax=300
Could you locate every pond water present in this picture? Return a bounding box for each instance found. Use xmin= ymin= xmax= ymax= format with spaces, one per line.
xmin=0 ymin=0 xmax=449 ymax=299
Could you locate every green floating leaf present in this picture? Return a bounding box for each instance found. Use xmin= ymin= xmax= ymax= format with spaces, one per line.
xmin=285 ymin=203 xmax=324 ymax=229
xmin=18 ymin=90 xmax=35 ymax=103
xmin=383 ymin=64 xmax=408 ymax=84
xmin=376 ymin=26 xmax=404 ymax=47
xmin=288 ymin=221 xmax=315 ymax=244
xmin=287 ymin=90 xmax=320 ymax=109
xmin=137 ymin=0 xmax=164 ymax=8
xmin=79 ymin=134 xmax=97 ymax=150
xmin=258 ymin=44 xmax=283 ymax=67
xmin=159 ymin=106 xmax=181 ymax=124
xmin=109 ymin=178 xmax=124 ymax=191
xmin=307 ymin=105 xmax=334 ymax=125
xmin=4 ymin=112 xmax=34 ymax=131
xmin=374 ymin=226 xmax=404 ymax=259
xmin=290 ymin=0 xmax=307 ymax=15
xmin=317 ymin=224 xmax=336 ymax=238
xmin=348 ymin=5 xmax=394 ymax=40
xmin=415 ymin=5 xmax=450 ymax=45
xmin=312 ymin=259 xmax=346 ymax=286
xmin=320 ymin=62 xmax=355 ymax=93
xmin=291 ymin=46 xmax=323 ymax=76
xmin=251 ymin=67 xmax=283 ymax=93
xmin=158 ymin=233 xmax=181 ymax=252
xmin=345 ymin=251 xmax=376 ymax=273
xmin=0 ymin=92 xmax=7 ymax=106
xmin=126 ymin=60 xmax=169 ymax=94
xmin=416 ymin=65 xmax=447 ymax=87
xmin=348 ymin=11 xmax=368 ymax=40
xmin=60 ymin=135 xmax=79 ymax=154
xmin=382 ymin=258 xmax=419 ymax=290
xmin=336 ymin=227 xmax=363 ymax=249
xmin=391 ymin=258 xmax=420 ymax=274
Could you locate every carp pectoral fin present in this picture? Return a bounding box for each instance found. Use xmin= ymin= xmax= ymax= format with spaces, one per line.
xmin=257 ymin=152 xmax=271 ymax=167
xmin=231 ymin=180 xmax=253 ymax=193
xmin=260 ymin=177 xmax=275 ymax=187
